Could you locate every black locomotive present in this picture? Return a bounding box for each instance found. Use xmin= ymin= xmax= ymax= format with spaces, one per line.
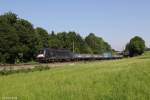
xmin=36 ymin=48 xmax=74 ymax=63
xmin=36 ymin=48 xmax=123 ymax=63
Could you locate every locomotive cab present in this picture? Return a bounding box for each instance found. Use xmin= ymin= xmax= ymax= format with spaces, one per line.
xmin=36 ymin=48 xmax=74 ymax=63
xmin=36 ymin=50 xmax=46 ymax=62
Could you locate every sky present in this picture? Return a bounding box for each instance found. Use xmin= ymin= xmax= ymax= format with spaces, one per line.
xmin=0 ymin=0 xmax=150 ymax=50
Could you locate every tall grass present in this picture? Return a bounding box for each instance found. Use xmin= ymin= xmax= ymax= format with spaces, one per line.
xmin=0 ymin=52 xmax=150 ymax=100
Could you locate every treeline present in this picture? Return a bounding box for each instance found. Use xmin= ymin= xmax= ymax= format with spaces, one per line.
xmin=0 ymin=12 xmax=111 ymax=63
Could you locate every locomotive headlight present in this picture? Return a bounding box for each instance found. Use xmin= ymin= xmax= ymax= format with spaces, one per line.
xmin=37 ymin=54 xmax=45 ymax=58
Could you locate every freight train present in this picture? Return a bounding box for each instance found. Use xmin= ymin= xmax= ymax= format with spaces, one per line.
xmin=36 ymin=48 xmax=123 ymax=63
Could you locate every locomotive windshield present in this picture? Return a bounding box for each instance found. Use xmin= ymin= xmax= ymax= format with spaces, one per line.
xmin=39 ymin=50 xmax=44 ymax=54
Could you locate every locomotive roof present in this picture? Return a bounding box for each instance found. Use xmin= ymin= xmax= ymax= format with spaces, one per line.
xmin=44 ymin=48 xmax=71 ymax=52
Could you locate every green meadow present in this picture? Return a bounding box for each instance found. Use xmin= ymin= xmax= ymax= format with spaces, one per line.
xmin=0 ymin=52 xmax=150 ymax=100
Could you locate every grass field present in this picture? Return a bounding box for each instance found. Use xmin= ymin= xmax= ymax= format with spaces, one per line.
xmin=0 ymin=52 xmax=150 ymax=100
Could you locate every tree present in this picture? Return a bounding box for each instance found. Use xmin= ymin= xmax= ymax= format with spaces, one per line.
xmin=75 ymin=34 xmax=92 ymax=53
xmin=2 ymin=12 xmax=17 ymax=25
xmin=126 ymin=36 xmax=145 ymax=57
xmin=0 ymin=12 xmax=19 ymax=63
xmin=14 ymin=19 xmax=39 ymax=62
xmin=57 ymin=32 xmax=68 ymax=48
xmin=85 ymin=33 xmax=111 ymax=54
xmin=35 ymin=27 xmax=49 ymax=48
xmin=48 ymin=31 xmax=61 ymax=48
xmin=55 ymin=32 xmax=92 ymax=53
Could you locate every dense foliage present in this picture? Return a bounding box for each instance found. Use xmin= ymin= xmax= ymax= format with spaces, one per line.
xmin=125 ymin=36 xmax=145 ymax=57
xmin=0 ymin=12 xmax=111 ymax=63
xmin=0 ymin=12 xmax=40 ymax=63
xmin=85 ymin=33 xmax=111 ymax=54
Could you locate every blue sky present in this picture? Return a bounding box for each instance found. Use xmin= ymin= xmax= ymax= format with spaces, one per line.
xmin=0 ymin=0 xmax=150 ymax=50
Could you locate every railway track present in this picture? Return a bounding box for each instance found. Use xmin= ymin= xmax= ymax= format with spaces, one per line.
xmin=0 ymin=56 xmax=123 ymax=71
xmin=0 ymin=62 xmax=75 ymax=71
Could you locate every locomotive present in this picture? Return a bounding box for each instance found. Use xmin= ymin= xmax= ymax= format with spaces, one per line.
xmin=36 ymin=48 xmax=74 ymax=63
xmin=36 ymin=48 xmax=123 ymax=63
